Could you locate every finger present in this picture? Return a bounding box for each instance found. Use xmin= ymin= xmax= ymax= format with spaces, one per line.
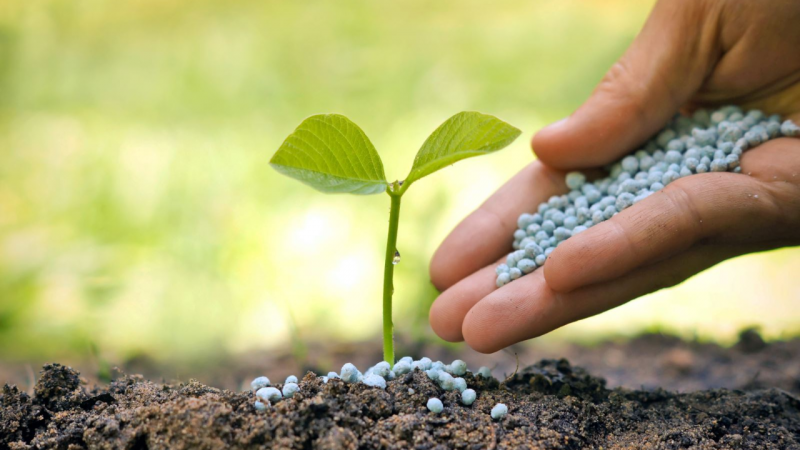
xmin=429 ymin=257 xmax=503 ymax=343
xmin=462 ymin=242 xmax=765 ymax=354
xmin=532 ymin=0 xmax=722 ymax=169
xmin=543 ymin=167 xmax=788 ymax=293
xmin=432 ymin=140 xmax=800 ymax=345
xmin=737 ymin=136 xmax=800 ymax=230
xmin=429 ymin=161 xmax=566 ymax=291
xmin=431 ymin=135 xmax=800 ymax=342
xmin=692 ymin=1 xmax=800 ymax=111
xmin=544 ymin=136 xmax=800 ymax=293
xmin=739 ymin=134 xmax=800 ymax=189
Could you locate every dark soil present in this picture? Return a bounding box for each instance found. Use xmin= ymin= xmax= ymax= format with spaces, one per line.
xmin=4 ymin=329 xmax=800 ymax=397
xmin=3 ymin=349 xmax=800 ymax=449
xmin=548 ymin=330 xmax=800 ymax=395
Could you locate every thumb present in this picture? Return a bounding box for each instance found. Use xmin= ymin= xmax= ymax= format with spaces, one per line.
xmin=533 ymin=0 xmax=723 ymax=169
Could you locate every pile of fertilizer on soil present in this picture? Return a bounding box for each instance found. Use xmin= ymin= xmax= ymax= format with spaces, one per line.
xmin=2 ymin=358 xmax=799 ymax=449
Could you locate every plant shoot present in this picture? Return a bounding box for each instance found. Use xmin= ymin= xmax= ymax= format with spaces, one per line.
xmin=270 ymin=111 xmax=521 ymax=364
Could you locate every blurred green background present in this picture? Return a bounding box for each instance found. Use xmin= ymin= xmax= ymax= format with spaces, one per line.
xmin=1 ymin=0 xmax=799 ymax=367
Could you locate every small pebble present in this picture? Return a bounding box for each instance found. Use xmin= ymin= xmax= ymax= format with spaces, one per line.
xmin=256 ymin=387 xmax=282 ymax=403
xmin=491 ymin=403 xmax=508 ymax=420
xmin=427 ymin=398 xmax=444 ymax=413
xmin=496 ymin=272 xmax=511 ymax=287
xmin=370 ymin=362 xmax=391 ymax=378
xmin=340 ymin=363 xmax=361 ymax=383
xmin=565 ymin=171 xmax=586 ymax=190
xmin=781 ymin=120 xmax=800 ymax=137
xmin=363 ymin=374 xmax=387 ymax=389
xmin=393 ymin=361 xmax=412 ymax=375
xmin=282 ymin=383 xmax=299 ymax=398
xmin=415 ymin=357 xmax=433 ymax=371
xmin=450 ymin=360 xmax=467 ymax=376
xmin=438 ymin=372 xmax=456 ymax=391
xmin=251 ymin=376 xmax=270 ymax=391
xmin=461 ymin=389 xmax=477 ymax=406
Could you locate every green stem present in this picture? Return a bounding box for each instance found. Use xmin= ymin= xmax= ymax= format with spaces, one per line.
xmin=382 ymin=190 xmax=402 ymax=366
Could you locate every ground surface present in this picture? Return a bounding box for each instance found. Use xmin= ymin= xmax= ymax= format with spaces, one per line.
xmin=3 ymin=331 xmax=800 ymax=449
xmin=5 ymin=329 xmax=799 ymax=395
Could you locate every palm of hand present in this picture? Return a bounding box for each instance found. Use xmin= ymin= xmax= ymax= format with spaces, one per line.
xmin=428 ymin=0 xmax=800 ymax=353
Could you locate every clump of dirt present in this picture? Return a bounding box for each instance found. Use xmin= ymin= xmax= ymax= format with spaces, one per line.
xmin=33 ymin=363 xmax=88 ymax=412
xmin=2 ymin=358 xmax=799 ymax=449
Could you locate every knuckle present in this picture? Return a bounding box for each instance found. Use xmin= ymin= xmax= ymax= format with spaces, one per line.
xmin=598 ymin=59 xmax=658 ymax=126
xmin=661 ymin=179 xmax=704 ymax=241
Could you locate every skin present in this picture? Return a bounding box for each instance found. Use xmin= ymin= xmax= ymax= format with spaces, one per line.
xmin=428 ymin=0 xmax=800 ymax=353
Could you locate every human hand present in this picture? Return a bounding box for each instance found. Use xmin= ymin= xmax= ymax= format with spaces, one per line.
xmin=428 ymin=0 xmax=800 ymax=353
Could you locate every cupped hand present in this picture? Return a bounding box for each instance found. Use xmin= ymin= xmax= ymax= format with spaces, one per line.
xmin=428 ymin=0 xmax=800 ymax=353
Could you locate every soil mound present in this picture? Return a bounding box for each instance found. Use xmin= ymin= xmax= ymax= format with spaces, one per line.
xmin=2 ymin=359 xmax=799 ymax=449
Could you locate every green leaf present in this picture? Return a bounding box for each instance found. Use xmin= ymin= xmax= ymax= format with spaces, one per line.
xmin=270 ymin=114 xmax=388 ymax=195
xmin=404 ymin=111 xmax=521 ymax=186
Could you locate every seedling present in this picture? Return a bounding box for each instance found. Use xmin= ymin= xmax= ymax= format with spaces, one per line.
xmin=270 ymin=111 xmax=520 ymax=364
